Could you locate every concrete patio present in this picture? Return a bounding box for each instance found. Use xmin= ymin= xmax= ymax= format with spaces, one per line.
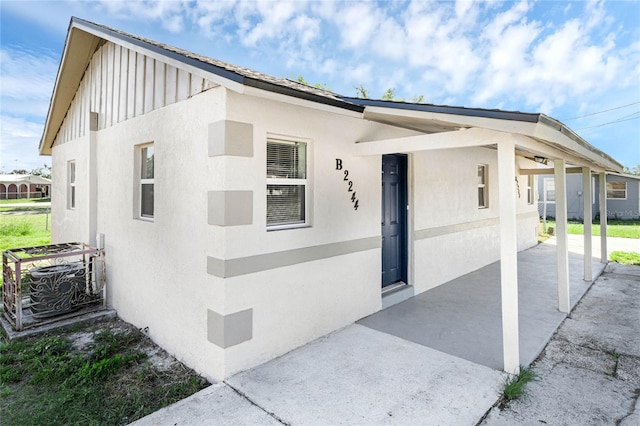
xmin=359 ymin=238 xmax=607 ymax=370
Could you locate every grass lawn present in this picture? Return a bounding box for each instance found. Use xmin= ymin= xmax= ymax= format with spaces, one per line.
xmin=0 ymin=320 xmax=208 ymax=426
xmin=610 ymin=251 xmax=640 ymax=266
xmin=543 ymin=220 xmax=640 ymax=239
xmin=0 ymin=213 xmax=51 ymax=253
xmin=0 ymin=198 xmax=50 ymax=204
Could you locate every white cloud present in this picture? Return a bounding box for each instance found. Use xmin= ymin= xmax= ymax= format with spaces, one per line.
xmin=0 ymin=47 xmax=58 ymax=117
xmin=335 ymin=3 xmax=382 ymax=49
xmin=0 ymin=115 xmax=48 ymax=172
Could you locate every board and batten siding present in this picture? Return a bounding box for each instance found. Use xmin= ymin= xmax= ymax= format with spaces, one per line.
xmin=54 ymin=41 xmax=218 ymax=147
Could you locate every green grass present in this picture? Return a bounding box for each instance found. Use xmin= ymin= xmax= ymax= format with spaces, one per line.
xmin=0 ymin=198 xmax=50 ymax=204
xmin=610 ymin=251 xmax=640 ymax=265
xmin=501 ymin=366 xmax=536 ymax=407
xmin=544 ymin=220 xmax=640 ymax=239
xmin=0 ymin=213 xmax=51 ymax=253
xmin=0 ymin=323 xmax=208 ymax=426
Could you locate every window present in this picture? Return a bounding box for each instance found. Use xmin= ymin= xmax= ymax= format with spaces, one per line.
xmin=138 ymin=143 xmax=154 ymax=219
xmin=68 ymin=161 xmax=76 ymax=209
xmin=477 ymin=165 xmax=488 ymax=208
xmin=527 ymin=175 xmax=534 ymax=205
xmin=266 ymin=139 xmax=307 ymax=228
xmin=606 ymin=181 xmax=626 ymax=199
xmin=544 ymin=178 xmax=555 ymax=202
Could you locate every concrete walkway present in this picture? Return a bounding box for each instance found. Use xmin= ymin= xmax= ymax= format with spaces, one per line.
xmin=482 ymin=262 xmax=640 ymax=425
xmin=131 ymin=238 xmax=639 ymax=425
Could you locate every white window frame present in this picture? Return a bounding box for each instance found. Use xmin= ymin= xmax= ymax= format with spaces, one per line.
xmin=478 ymin=164 xmax=488 ymax=209
xmin=67 ymin=160 xmax=76 ymax=210
xmin=136 ymin=142 xmax=155 ymax=221
xmin=544 ymin=178 xmax=555 ymax=203
xmin=527 ymin=174 xmax=534 ymax=205
xmin=606 ymin=181 xmax=627 ymax=200
xmin=266 ymin=137 xmax=310 ymax=230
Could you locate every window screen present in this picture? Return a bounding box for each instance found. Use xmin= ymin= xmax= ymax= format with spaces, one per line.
xmin=266 ymin=140 xmax=307 ymax=227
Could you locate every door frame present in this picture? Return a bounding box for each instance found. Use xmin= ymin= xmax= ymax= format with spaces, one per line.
xmin=381 ymin=153 xmax=409 ymax=287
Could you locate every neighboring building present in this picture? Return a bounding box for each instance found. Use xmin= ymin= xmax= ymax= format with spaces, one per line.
xmin=0 ymin=174 xmax=51 ymax=200
xmin=39 ymin=18 xmax=623 ymax=381
xmin=539 ymin=172 xmax=640 ymax=220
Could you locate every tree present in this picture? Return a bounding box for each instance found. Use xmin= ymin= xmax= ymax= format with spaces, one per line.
xmin=354 ymin=85 xmax=425 ymax=103
xmin=296 ymin=76 xmax=332 ymax=92
xmin=31 ymin=165 xmax=52 ymax=179
xmin=354 ymin=84 xmax=370 ymax=99
xmin=622 ymin=164 xmax=640 ymax=176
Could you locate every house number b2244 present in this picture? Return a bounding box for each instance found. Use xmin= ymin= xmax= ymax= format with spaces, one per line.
xmin=336 ymin=159 xmax=359 ymax=210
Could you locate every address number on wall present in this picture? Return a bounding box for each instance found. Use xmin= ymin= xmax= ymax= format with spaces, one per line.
xmin=336 ymin=159 xmax=360 ymax=210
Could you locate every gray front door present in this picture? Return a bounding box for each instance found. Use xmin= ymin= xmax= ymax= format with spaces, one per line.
xmin=381 ymin=154 xmax=407 ymax=287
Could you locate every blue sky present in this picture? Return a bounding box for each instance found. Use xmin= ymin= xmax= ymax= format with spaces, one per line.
xmin=1 ymin=0 xmax=639 ymax=172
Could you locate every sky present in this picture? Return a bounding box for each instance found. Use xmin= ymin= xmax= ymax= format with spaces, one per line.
xmin=1 ymin=0 xmax=639 ymax=173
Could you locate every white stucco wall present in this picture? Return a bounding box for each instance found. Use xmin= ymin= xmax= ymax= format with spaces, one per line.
xmin=52 ymin=88 xmax=228 ymax=381
xmin=411 ymin=148 xmax=539 ymax=294
xmin=216 ymin=91 xmax=418 ymax=377
xmin=51 ymin=133 xmax=91 ymax=244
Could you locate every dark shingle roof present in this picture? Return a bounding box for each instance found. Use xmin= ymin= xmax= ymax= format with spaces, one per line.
xmin=75 ymin=17 xmax=363 ymax=112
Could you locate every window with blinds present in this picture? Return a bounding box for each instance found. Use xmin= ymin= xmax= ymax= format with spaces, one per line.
xmin=606 ymin=181 xmax=626 ymax=199
xmin=266 ymin=139 xmax=307 ymax=227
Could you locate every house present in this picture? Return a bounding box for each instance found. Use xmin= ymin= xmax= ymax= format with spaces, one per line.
xmin=539 ymin=172 xmax=640 ymax=220
xmin=39 ymin=17 xmax=623 ymax=382
xmin=0 ymin=174 xmax=51 ymax=199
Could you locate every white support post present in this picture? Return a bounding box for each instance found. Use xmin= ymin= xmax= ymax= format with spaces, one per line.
xmin=554 ymin=160 xmax=570 ymax=313
xmin=582 ymin=168 xmax=592 ymax=281
xmin=599 ymin=172 xmax=608 ymax=263
xmin=498 ymin=140 xmax=520 ymax=374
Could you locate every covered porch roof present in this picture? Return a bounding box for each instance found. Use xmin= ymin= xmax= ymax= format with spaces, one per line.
xmin=347 ymin=98 xmax=623 ymax=174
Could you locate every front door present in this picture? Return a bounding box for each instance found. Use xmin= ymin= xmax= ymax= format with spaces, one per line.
xmin=381 ymin=154 xmax=407 ymax=287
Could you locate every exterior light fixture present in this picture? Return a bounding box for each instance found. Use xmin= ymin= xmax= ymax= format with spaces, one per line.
xmin=534 ymin=156 xmax=548 ymax=165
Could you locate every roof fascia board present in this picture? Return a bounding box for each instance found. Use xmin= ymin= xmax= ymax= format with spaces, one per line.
xmin=70 ymin=19 xmax=245 ymax=94
xmin=344 ymin=98 xmax=540 ymax=122
xmin=530 ymin=122 xmax=622 ymax=172
xmin=242 ymin=85 xmax=364 ymax=117
xmin=353 ymin=127 xmax=504 ymax=156
xmin=363 ymin=106 xmax=538 ymax=134
xmin=39 ymin=26 xmax=101 ymax=155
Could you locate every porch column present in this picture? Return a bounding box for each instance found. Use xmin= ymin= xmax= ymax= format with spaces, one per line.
xmin=582 ymin=168 xmax=592 ymax=281
xmin=554 ymin=159 xmax=570 ymax=313
xmin=599 ymin=172 xmax=608 ymax=263
xmin=498 ymin=140 xmax=520 ymax=374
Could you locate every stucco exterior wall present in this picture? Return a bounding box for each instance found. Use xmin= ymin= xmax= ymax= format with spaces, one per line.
xmin=51 ymin=133 xmax=91 ymax=244
xmin=411 ymin=149 xmax=539 ymax=293
xmin=215 ymin=91 xmax=418 ymax=377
